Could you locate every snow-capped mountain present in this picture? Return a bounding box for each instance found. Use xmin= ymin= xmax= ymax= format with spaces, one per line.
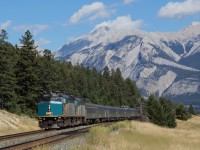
xmin=54 ymin=22 xmax=200 ymax=104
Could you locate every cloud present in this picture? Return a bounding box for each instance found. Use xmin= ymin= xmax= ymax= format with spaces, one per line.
xmin=69 ymin=2 xmax=113 ymax=24
xmin=123 ymin=0 xmax=135 ymax=5
xmin=191 ymin=21 xmax=200 ymax=26
xmin=158 ymin=0 xmax=200 ymax=18
xmin=36 ymin=37 xmax=51 ymax=47
xmin=93 ymin=15 xmax=143 ymax=31
xmin=12 ymin=24 xmax=49 ymax=35
xmin=0 ymin=20 xmax=11 ymax=30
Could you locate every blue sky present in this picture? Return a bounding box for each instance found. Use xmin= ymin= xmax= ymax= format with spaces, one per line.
xmin=0 ymin=0 xmax=199 ymax=51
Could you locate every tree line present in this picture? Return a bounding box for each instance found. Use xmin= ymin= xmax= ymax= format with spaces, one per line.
xmin=0 ymin=30 xmax=141 ymax=117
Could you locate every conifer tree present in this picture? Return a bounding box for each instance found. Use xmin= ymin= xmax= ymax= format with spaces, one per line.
xmin=0 ymin=30 xmax=18 ymax=113
xmin=103 ymin=66 xmax=110 ymax=79
xmin=146 ymin=95 xmax=176 ymax=128
xmin=139 ymin=98 xmax=149 ymax=122
xmin=176 ymin=103 xmax=191 ymax=121
xmin=16 ymin=30 xmax=39 ymax=117
xmin=188 ymin=104 xmax=195 ymax=115
xmin=159 ymin=97 xmax=176 ymax=128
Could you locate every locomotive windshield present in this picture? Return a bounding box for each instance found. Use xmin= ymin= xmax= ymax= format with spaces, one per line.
xmin=40 ymin=94 xmax=62 ymax=102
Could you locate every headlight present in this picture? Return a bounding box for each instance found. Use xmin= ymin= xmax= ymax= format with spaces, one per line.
xmin=48 ymin=105 xmax=51 ymax=111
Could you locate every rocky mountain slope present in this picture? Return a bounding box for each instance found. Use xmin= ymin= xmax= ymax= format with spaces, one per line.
xmin=54 ymin=22 xmax=200 ymax=104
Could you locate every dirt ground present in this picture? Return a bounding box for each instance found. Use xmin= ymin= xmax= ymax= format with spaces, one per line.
xmin=0 ymin=110 xmax=40 ymax=136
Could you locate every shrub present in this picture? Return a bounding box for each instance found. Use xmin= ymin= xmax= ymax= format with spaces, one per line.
xmin=176 ymin=103 xmax=192 ymax=121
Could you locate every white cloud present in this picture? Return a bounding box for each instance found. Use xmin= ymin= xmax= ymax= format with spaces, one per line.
xmin=123 ymin=0 xmax=135 ymax=5
xmin=0 ymin=20 xmax=11 ymax=30
xmin=93 ymin=15 xmax=143 ymax=31
xmin=12 ymin=24 xmax=49 ymax=35
xmin=158 ymin=0 xmax=200 ymax=18
xmin=69 ymin=2 xmax=112 ymax=24
xmin=36 ymin=37 xmax=51 ymax=47
xmin=191 ymin=21 xmax=200 ymax=26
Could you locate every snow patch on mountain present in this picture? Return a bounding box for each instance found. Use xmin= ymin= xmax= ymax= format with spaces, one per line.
xmin=68 ymin=53 xmax=88 ymax=65
xmin=123 ymin=43 xmax=140 ymax=67
xmin=164 ymin=78 xmax=199 ymax=95
xmin=137 ymin=71 xmax=177 ymax=97
xmin=105 ymin=50 xmax=114 ymax=66
xmin=140 ymin=66 xmax=157 ymax=78
xmin=152 ymin=57 xmax=200 ymax=72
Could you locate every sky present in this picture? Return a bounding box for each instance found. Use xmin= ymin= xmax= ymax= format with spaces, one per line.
xmin=0 ymin=0 xmax=200 ymax=51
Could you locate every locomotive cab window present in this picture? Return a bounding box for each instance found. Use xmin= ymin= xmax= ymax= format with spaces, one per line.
xmin=40 ymin=96 xmax=62 ymax=102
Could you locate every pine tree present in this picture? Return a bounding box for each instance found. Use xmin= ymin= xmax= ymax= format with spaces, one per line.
xmin=37 ymin=49 xmax=58 ymax=92
xmin=159 ymin=97 xmax=176 ymax=128
xmin=188 ymin=104 xmax=195 ymax=115
xmin=103 ymin=66 xmax=110 ymax=79
xmin=176 ymin=103 xmax=191 ymax=121
xmin=146 ymin=95 xmax=176 ymax=128
xmin=139 ymin=98 xmax=149 ymax=122
xmin=16 ymin=30 xmax=39 ymax=117
xmin=0 ymin=30 xmax=18 ymax=113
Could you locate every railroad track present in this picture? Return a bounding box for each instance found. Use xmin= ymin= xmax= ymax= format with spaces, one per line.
xmin=0 ymin=122 xmax=113 ymax=150
xmin=1 ymin=127 xmax=91 ymax=150
xmin=0 ymin=130 xmax=46 ymax=141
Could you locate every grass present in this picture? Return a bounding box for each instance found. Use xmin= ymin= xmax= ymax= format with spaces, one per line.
xmin=77 ymin=116 xmax=200 ymax=150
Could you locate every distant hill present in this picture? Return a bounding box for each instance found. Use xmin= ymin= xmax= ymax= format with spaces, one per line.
xmin=54 ymin=22 xmax=200 ymax=104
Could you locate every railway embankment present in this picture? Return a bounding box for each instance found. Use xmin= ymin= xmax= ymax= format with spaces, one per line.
xmin=0 ymin=110 xmax=39 ymax=136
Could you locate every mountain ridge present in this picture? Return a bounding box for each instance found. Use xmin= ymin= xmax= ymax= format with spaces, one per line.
xmin=54 ymin=22 xmax=200 ymax=104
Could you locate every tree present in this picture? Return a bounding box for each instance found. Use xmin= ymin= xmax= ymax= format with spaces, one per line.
xmin=188 ymin=104 xmax=195 ymax=115
xmin=0 ymin=29 xmax=8 ymax=43
xmin=19 ymin=30 xmax=37 ymax=50
xmin=0 ymin=30 xmax=18 ymax=113
xmin=16 ymin=30 xmax=40 ymax=117
xmin=103 ymin=66 xmax=110 ymax=79
xmin=176 ymin=103 xmax=191 ymax=121
xmin=146 ymin=95 xmax=176 ymax=128
xmin=139 ymin=98 xmax=149 ymax=122
xmin=159 ymin=97 xmax=176 ymax=128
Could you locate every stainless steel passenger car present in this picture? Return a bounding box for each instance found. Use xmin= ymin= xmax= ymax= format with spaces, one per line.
xmin=85 ymin=103 xmax=139 ymax=122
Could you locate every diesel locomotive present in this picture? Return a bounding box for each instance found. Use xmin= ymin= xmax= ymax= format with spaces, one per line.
xmin=38 ymin=92 xmax=139 ymax=129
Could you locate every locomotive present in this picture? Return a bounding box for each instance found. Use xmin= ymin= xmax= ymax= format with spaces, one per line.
xmin=38 ymin=92 xmax=139 ymax=129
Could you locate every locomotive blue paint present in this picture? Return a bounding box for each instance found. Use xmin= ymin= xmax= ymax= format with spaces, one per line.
xmin=38 ymin=101 xmax=63 ymax=116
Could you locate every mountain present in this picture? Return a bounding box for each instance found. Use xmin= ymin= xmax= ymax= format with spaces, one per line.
xmin=54 ymin=22 xmax=200 ymax=104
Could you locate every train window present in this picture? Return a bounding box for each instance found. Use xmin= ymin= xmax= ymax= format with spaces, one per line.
xmin=40 ymin=96 xmax=62 ymax=102
xmin=40 ymin=96 xmax=51 ymax=101
xmin=51 ymin=97 xmax=62 ymax=102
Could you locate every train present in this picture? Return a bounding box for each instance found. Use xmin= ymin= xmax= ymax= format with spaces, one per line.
xmin=38 ymin=92 xmax=139 ymax=129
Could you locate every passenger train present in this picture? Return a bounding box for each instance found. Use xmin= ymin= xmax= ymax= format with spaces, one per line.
xmin=38 ymin=92 xmax=139 ymax=129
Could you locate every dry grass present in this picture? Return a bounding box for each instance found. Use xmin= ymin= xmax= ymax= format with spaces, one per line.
xmin=0 ymin=110 xmax=40 ymax=136
xmin=79 ymin=116 xmax=200 ymax=150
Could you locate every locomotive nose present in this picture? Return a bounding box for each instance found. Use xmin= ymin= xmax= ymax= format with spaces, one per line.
xmin=38 ymin=101 xmax=63 ymax=117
